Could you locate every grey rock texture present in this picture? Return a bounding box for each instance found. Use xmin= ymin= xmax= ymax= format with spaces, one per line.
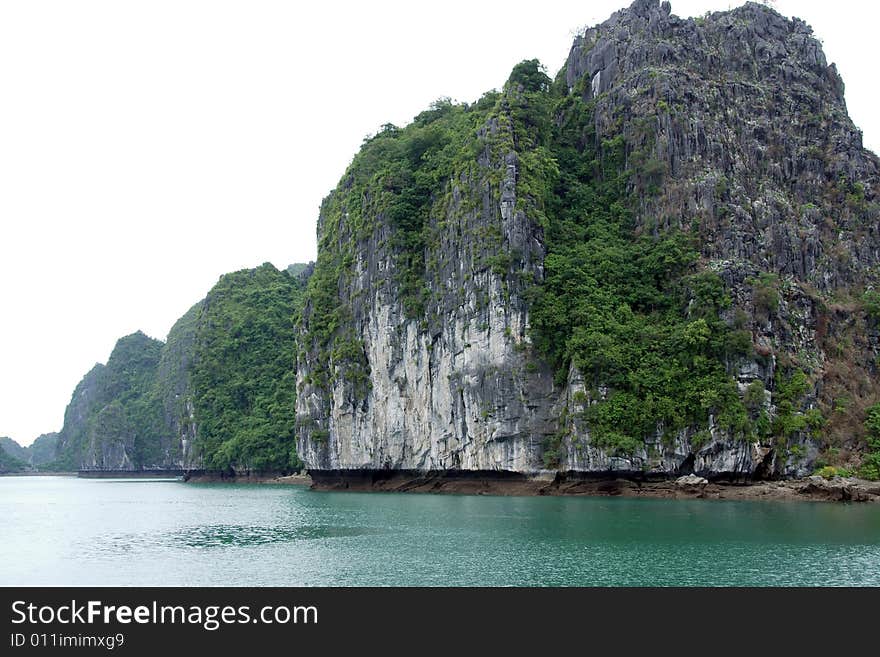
xmin=676 ymin=474 xmax=709 ymax=487
xmin=55 ymin=363 xmax=108 ymax=467
xmin=154 ymin=303 xmax=201 ymax=468
xmin=296 ymin=0 xmax=879 ymax=479
xmin=557 ymin=0 xmax=879 ymax=476
xmin=27 ymin=433 xmax=60 ymax=467
xmin=296 ymin=101 xmax=557 ymax=474
xmin=566 ymin=0 xmax=878 ymax=290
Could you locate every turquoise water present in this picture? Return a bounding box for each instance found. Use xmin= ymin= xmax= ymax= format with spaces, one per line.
xmin=1 ymin=476 xmax=879 ymax=586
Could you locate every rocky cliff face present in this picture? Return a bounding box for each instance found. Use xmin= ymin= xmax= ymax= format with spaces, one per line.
xmin=154 ymin=303 xmax=201 ymax=467
xmin=297 ymin=0 xmax=880 ymax=480
xmin=296 ymin=80 xmax=557 ymax=473
xmin=554 ymin=0 xmax=879 ymax=477
xmin=27 ymin=433 xmax=60 ymax=468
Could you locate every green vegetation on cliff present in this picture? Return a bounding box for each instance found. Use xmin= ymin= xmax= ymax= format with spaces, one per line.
xmin=860 ymin=404 xmax=880 ymax=480
xmin=0 ymin=434 xmax=60 ymax=472
xmin=27 ymin=433 xmax=61 ymax=468
xmin=301 ymin=61 xmax=566 ymax=403
xmin=520 ymin=63 xmax=754 ymax=453
xmin=55 ymin=332 xmax=165 ymax=469
xmin=0 ymin=438 xmax=28 ymax=473
xmin=0 ymin=437 xmax=28 ymax=464
xmin=301 ymin=95 xmax=499 ymax=399
xmin=303 ymin=58 xmax=758 ymax=459
xmin=56 ymin=263 xmax=309 ymax=472
xmin=191 ymin=263 xmax=305 ymax=471
xmin=300 ymin=54 xmax=850 ymax=467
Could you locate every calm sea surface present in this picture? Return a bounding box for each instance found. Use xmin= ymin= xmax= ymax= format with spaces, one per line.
xmin=2 ymin=476 xmax=879 ymax=586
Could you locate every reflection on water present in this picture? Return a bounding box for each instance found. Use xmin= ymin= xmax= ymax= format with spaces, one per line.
xmin=2 ymin=476 xmax=880 ymax=586
xmin=169 ymin=524 xmax=376 ymax=548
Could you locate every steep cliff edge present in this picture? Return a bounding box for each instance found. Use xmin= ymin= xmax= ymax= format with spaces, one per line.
xmin=297 ymin=0 xmax=880 ymax=481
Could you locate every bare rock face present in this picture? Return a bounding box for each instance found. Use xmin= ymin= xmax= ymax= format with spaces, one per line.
xmin=154 ymin=303 xmax=201 ymax=468
xmin=676 ymin=474 xmax=709 ymax=487
xmin=795 ymin=475 xmax=880 ymax=502
xmin=297 ymin=1 xmax=880 ymax=480
xmin=297 ymin=120 xmax=557 ymax=473
xmin=566 ymin=0 xmax=878 ymax=289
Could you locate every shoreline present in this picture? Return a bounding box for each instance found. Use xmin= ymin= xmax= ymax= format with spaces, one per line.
xmin=306 ymin=470 xmax=880 ymax=503
xmin=184 ymin=471 xmax=313 ymax=486
xmin=5 ymin=469 xmax=878 ymax=503
xmin=1 ymin=470 xmax=313 ymax=485
xmin=0 ymin=471 xmax=78 ymax=477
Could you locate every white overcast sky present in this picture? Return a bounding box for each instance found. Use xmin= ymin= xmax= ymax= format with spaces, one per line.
xmin=1 ymin=0 xmax=878 ymax=445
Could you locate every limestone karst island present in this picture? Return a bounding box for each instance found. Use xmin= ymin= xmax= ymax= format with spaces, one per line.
xmin=4 ymin=0 xmax=880 ymax=504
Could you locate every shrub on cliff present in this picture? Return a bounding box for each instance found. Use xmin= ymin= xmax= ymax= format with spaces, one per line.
xmin=860 ymin=404 xmax=880 ymax=480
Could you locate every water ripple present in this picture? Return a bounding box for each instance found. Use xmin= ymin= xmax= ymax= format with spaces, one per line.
xmin=85 ymin=524 xmax=376 ymax=554
xmin=168 ymin=524 xmax=376 ymax=548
